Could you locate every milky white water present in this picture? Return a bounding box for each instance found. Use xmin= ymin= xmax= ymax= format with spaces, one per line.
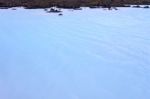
xmin=0 ymin=7 xmax=150 ymax=99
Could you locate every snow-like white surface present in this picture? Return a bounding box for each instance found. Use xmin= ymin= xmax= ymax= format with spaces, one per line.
xmin=0 ymin=7 xmax=150 ymax=99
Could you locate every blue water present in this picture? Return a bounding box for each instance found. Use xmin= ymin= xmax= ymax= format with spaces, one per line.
xmin=0 ymin=7 xmax=150 ymax=99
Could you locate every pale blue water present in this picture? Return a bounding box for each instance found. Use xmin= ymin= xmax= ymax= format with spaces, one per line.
xmin=0 ymin=7 xmax=150 ymax=99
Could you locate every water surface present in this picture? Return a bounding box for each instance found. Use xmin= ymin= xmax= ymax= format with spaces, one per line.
xmin=0 ymin=8 xmax=150 ymax=99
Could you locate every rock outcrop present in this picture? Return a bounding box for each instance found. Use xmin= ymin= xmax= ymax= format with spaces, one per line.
xmin=0 ymin=0 xmax=150 ymax=8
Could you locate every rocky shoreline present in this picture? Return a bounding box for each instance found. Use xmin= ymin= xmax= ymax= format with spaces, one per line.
xmin=0 ymin=0 xmax=150 ymax=9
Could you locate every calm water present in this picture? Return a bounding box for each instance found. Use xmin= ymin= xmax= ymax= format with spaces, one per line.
xmin=0 ymin=7 xmax=150 ymax=99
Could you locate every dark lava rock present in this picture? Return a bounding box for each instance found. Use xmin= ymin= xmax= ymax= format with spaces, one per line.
xmin=0 ymin=0 xmax=150 ymax=9
xmin=0 ymin=7 xmax=10 ymax=9
xmin=58 ymin=13 xmax=63 ymax=16
xmin=89 ymin=6 xmax=100 ymax=9
xmin=143 ymin=6 xmax=149 ymax=8
xmin=47 ymin=8 xmax=62 ymax=13
xmin=113 ymin=7 xmax=118 ymax=10
xmin=73 ymin=7 xmax=82 ymax=10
